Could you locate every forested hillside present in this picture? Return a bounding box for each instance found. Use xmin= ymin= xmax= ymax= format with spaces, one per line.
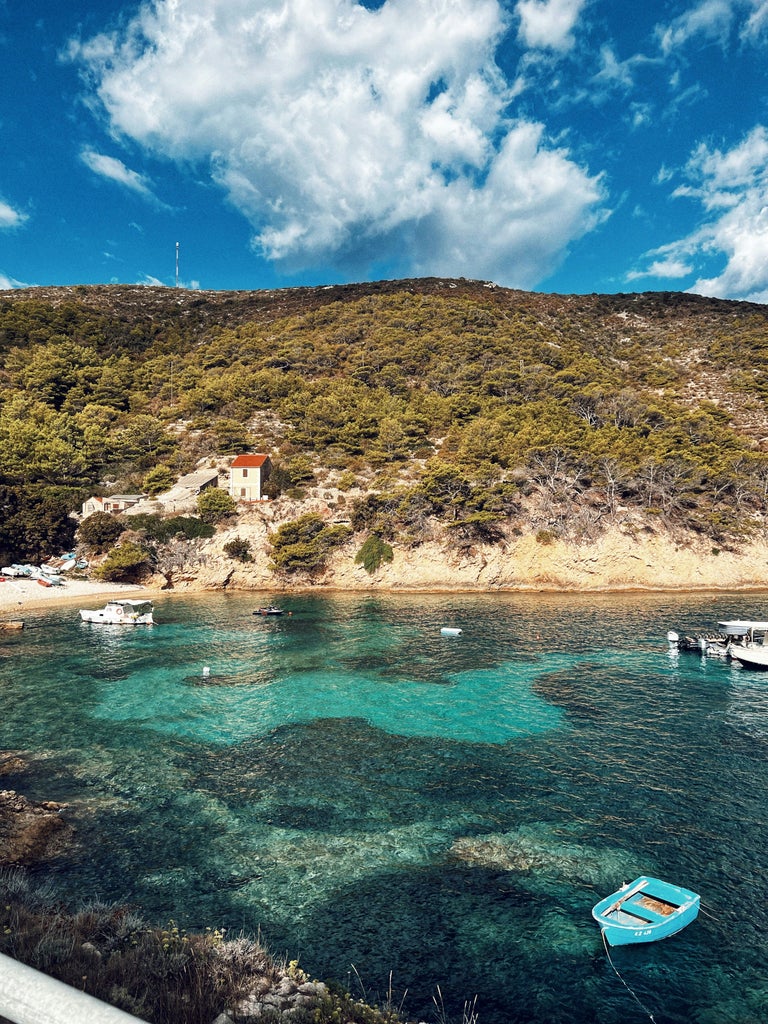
xmin=2 ymin=278 xmax=768 ymax=564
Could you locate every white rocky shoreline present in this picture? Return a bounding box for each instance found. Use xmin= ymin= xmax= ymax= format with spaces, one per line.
xmin=4 ymin=521 xmax=768 ymax=621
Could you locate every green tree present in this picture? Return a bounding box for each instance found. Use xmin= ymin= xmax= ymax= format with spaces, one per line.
xmin=142 ymin=465 xmax=175 ymax=496
xmin=77 ymin=511 xmax=125 ymax=553
xmin=0 ymin=484 xmax=80 ymax=562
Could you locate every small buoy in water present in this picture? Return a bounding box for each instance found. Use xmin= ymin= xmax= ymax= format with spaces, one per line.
xmin=202 ymin=666 xmax=210 ymax=677
xmin=441 ymin=627 xmax=462 ymax=636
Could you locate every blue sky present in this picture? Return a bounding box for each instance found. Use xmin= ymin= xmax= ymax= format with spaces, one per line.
xmin=2 ymin=0 xmax=768 ymax=299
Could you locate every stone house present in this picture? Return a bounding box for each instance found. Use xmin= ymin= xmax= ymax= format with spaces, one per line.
xmin=81 ymin=494 xmax=144 ymax=518
xmin=229 ymin=453 xmax=272 ymax=502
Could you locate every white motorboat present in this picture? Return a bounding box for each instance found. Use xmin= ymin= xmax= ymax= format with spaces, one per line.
xmin=79 ymin=600 xmax=154 ymax=625
xmin=668 ymin=620 xmax=768 ymax=658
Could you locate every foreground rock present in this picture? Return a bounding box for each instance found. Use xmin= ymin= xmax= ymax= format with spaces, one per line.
xmin=0 ymin=789 xmax=73 ymax=866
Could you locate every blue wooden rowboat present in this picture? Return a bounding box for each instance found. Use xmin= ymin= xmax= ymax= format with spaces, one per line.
xmin=592 ymin=876 xmax=700 ymax=946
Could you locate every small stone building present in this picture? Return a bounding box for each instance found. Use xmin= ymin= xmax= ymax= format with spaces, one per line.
xmin=81 ymin=494 xmax=144 ymax=518
xmin=229 ymin=453 xmax=272 ymax=502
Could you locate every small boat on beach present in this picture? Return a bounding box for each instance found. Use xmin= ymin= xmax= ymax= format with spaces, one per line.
xmin=592 ymin=876 xmax=700 ymax=946
xmin=79 ymin=600 xmax=154 ymax=625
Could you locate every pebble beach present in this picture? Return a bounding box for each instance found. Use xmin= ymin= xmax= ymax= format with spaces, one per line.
xmin=0 ymin=576 xmax=153 ymax=616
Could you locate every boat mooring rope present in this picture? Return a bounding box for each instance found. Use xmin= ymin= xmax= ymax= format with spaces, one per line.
xmin=601 ymin=930 xmax=658 ymax=1024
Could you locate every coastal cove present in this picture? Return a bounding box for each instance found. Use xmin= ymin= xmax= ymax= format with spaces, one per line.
xmin=3 ymin=591 xmax=768 ymax=1023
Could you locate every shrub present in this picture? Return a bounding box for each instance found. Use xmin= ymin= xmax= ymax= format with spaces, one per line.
xmin=196 ymin=488 xmax=237 ymax=524
xmin=77 ymin=511 xmax=124 ymax=553
xmin=355 ymin=534 xmax=394 ymax=574
xmin=535 ymin=529 xmax=558 ymax=545
xmin=269 ymin=513 xmax=352 ymax=574
xmin=223 ymin=537 xmax=252 ymax=562
xmin=94 ymin=541 xmax=152 ymax=582
xmin=0 ymin=868 xmax=404 ymax=1024
xmin=129 ymin=513 xmax=214 ymax=542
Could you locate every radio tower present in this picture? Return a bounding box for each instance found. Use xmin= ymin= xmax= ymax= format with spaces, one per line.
xmin=175 ymin=242 xmax=179 ymax=288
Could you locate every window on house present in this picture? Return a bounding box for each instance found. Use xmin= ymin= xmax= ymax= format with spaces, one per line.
xmin=240 ymin=488 xmax=247 ymax=497
xmin=242 ymin=468 xmax=248 ymax=478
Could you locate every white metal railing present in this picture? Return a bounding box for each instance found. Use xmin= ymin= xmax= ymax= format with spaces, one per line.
xmin=0 ymin=951 xmax=143 ymax=1024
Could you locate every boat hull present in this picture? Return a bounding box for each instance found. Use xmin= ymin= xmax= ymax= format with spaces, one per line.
xmin=730 ymin=646 xmax=768 ymax=670
xmin=592 ymin=876 xmax=700 ymax=946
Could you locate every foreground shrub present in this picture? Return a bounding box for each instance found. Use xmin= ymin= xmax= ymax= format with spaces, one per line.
xmin=0 ymin=870 xmax=277 ymax=1024
xmin=0 ymin=868 xmax=406 ymax=1024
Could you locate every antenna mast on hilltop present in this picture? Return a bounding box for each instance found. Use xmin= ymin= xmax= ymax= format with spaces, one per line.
xmin=175 ymin=242 xmax=179 ymax=288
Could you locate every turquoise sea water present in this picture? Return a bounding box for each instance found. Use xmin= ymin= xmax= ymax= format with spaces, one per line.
xmin=3 ymin=590 xmax=768 ymax=1023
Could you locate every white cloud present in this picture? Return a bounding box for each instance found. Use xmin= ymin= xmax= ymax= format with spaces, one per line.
xmin=742 ymin=1 xmax=768 ymax=41
xmin=656 ymin=0 xmax=734 ymax=55
xmin=0 ymin=272 xmax=29 ymax=290
xmin=410 ymin=120 xmax=607 ymax=282
xmin=626 ymin=258 xmax=693 ymax=281
xmin=69 ymin=0 xmax=606 ymax=288
xmin=593 ymin=45 xmax=634 ymax=89
xmin=0 ymin=197 xmax=27 ymax=229
xmin=635 ymin=126 xmax=768 ymax=302
xmin=515 ymin=0 xmax=586 ymax=52
xmin=80 ymin=148 xmax=164 ymax=205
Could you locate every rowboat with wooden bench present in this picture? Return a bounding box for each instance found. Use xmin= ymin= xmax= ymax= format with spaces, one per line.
xmin=592 ymin=876 xmax=700 ymax=946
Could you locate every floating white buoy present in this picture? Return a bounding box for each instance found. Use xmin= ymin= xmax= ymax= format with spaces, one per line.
xmin=441 ymin=627 xmax=462 ymax=636
xmin=202 ymin=666 xmax=210 ymax=677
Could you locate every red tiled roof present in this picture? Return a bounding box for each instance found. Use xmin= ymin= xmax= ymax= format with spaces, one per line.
xmin=231 ymin=453 xmax=270 ymax=468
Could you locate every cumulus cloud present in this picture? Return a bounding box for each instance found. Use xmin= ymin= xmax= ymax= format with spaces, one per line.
xmin=515 ymin=0 xmax=586 ymax=51
xmin=0 ymin=197 xmax=27 ymax=229
xmin=80 ymin=148 xmax=166 ymax=206
xmin=634 ymin=126 xmax=768 ymax=302
xmin=68 ymin=0 xmax=605 ymax=287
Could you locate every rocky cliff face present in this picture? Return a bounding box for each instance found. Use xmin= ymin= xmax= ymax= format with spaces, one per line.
xmin=165 ymin=498 xmax=768 ymax=594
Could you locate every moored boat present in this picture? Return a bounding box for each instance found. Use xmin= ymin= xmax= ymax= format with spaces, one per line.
xmin=79 ymin=600 xmax=154 ymax=625
xmin=592 ymin=876 xmax=700 ymax=946
xmin=254 ymin=606 xmax=284 ymax=616
xmin=729 ymin=645 xmax=768 ymax=670
xmin=668 ymin=620 xmax=768 ymax=658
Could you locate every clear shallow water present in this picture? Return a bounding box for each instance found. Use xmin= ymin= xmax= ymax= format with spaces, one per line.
xmin=3 ymin=591 xmax=768 ymax=1023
